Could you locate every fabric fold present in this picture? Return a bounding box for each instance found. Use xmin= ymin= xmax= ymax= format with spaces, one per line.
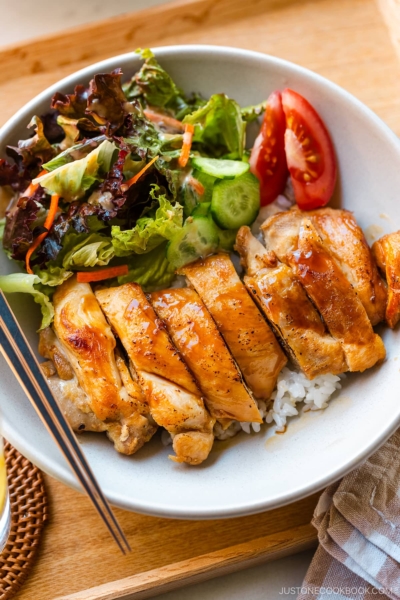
xmin=298 ymin=430 xmax=400 ymax=600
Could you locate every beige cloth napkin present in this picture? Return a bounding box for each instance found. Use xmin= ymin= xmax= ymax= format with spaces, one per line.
xmin=298 ymin=430 xmax=400 ymax=600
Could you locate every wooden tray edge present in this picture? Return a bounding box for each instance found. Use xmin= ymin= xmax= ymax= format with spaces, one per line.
xmin=0 ymin=0 xmax=297 ymax=83
xmin=0 ymin=0 xmax=195 ymax=55
xmin=55 ymin=523 xmax=317 ymax=600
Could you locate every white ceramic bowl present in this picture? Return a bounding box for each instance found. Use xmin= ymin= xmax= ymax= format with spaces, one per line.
xmin=1 ymin=45 xmax=400 ymax=519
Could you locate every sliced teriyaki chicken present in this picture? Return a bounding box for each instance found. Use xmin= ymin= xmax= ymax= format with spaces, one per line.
xmin=372 ymin=231 xmax=400 ymax=328
xmin=262 ymin=207 xmax=387 ymax=325
xmin=50 ymin=276 xmax=157 ymax=455
xmin=235 ymin=226 xmax=347 ymax=379
xmin=95 ymin=284 xmax=215 ymax=466
xmin=179 ymin=253 xmax=287 ymax=400
xmin=150 ymin=288 xmax=262 ymax=423
xmin=39 ymin=327 xmax=110 ymax=435
xmin=287 ymin=219 xmax=386 ymax=372
xmin=310 ymin=208 xmax=387 ymax=325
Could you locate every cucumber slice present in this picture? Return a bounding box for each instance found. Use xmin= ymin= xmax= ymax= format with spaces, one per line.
xmin=211 ymin=172 xmax=260 ymax=230
xmin=217 ymin=228 xmax=238 ymax=251
xmin=192 ymin=157 xmax=249 ymax=179
xmin=192 ymin=202 xmax=211 ymax=217
xmin=166 ymin=216 xmax=219 ymax=269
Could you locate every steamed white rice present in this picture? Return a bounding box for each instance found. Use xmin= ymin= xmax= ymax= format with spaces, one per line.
xmin=213 ymin=368 xmax=343 ymax=441
xmin=161 ymin=367 xmax=343 ymax=445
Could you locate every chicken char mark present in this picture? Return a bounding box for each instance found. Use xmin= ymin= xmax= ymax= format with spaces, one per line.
xmin=49 ymin=276 xmax=157 ymax=456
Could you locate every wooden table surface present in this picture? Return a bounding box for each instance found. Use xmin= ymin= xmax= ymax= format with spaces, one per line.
xmin=1 ymin=0 xmax=399 ymax=598
xmin=10 ymin=474 xmax=317 ymax=600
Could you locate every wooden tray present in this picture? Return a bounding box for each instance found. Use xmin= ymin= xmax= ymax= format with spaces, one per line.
xmin=14 ymin=475 xmax=318 ymax=600
xmin=1 ymin=0 xmax=399 ymax=597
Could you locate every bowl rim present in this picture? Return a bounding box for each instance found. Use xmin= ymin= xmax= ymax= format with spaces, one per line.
xmin=2 ymin=44 xmax=400 ymax=519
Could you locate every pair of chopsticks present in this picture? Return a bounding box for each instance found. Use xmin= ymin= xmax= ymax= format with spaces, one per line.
xmin=0 ymin=290 xmax=130 ymax=554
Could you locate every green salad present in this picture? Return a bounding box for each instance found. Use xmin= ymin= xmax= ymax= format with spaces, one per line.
xmin=0 ymin=48 xmax=262 ymax=328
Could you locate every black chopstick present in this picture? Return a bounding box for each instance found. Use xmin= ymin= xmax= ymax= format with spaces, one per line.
xmin=0 ymin=290 xmax=130 ymax=554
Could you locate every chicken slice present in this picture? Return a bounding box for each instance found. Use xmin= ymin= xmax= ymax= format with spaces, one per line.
xmin=150 ymin=288 xmax=262 ymax=423
xmin=52 ymin=276 xmax=157 ymax=455
xmin=95 ymin=284 xmax=214 ymax=466
xmin=172 ymin=432 xmax=216 ymax=466
xmin=261 ymin=209 xmax=301 ymax=259
xmin=372 ymin=231 xmax=400 ymax=328
xmin=46 ymin=374 xmax=108 ymax=433
xmin=287 ymin=219 xmax=385 ymax=372
xmin=39 ymin=327 xmax=109 ymax=433
xmin=236 ymin=226 xmax=347 ymax=379
xmin=309 ymin=208 xmax=387 ymax=325
xmin=179 ymin=253 xmax=287 ymax=399
xmin=39 ymin=326 xmax=74 ymax=380
xmin=262 ymin=207 xmax=387 ymax=325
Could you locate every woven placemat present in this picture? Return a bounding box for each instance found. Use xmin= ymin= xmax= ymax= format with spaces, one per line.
xmin=0 ymin=442 xmax=48 ymax=600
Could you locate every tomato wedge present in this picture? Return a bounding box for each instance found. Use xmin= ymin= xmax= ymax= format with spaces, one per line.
xmin=249 ymin=91 xmax=288 ymax=206
xmin=281 ymin=89 xmax=337 ymax=210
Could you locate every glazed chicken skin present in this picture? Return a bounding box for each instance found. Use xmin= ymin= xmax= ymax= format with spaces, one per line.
xmin=262 ymin=207 xmax=387 ymax=325
xmin=150 ymin=288 xmax=262 ymax=423
xmin=95 ymin=283 xmax=215 ymax=466
xmin=372 ymin=231 xmax=400 ymax=328
xmin=236 ymin=226 xmax=347 ymax=379
xmin=50 ymin=276 xmax=157 ymax=455
xmin=39 ymin=326 xmax=111 ymax=436
xmin=288 ymin=220 xmax=386 ymax=372
xmin=179 ymin=253 xmax=287 ymax=399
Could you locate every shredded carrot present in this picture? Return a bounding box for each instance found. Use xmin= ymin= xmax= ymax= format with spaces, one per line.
xmin=23 ymin=169 xmax=48 ymax=197
xmin=187 ymin=175 xmax=205 ymax=196
xmin=121 ymin=155 xmax=159 ymax=192
xmin=143 ymin=109 xmax=185 ymax=132
xmin=76 ymin=265 xmax=129 ymax=283
xmin=178 ymin=124 xmax=195 ymax=168
xmin=25 ymin=193 xmax=59 ymax=275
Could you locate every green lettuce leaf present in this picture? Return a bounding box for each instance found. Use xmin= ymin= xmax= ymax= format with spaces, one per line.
xmin=122 ymin=156 xmax=145 ymax=179
xmin=172 ymin=93 xmax=207 ymax=121
xmin=33 ymin=139 xmax=117 ymax=201
xmin=121 ymin=100 xmax=164 ymax=160
xmin=183 ymin=94 xmax=246 ymax=159
xmin=241 ymin=100 xmax=268 ymax=122
xmin=125 ymin=48 xmax=181 ymax=108
xmin=32 ymin=264 xmax=73 ymax=287
xmin=0 ymin=218 xmax=5 ymax=242
xmin=124 ymin=49 xmax=206 ymax=119
xmin=86 ymin=215 xmax=109 ymax=232
xmin=112 ymin=185 xmax=183 ymax=256
xmin=62 ymin=233 xmax=115 ymax=268
xmin=43 ymin=135 xmax=106 ymax=171
xmin=118 ymin=242 xmax=175 ymax=290
xmin=0 ymin=273 xmax=54 ymax=330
